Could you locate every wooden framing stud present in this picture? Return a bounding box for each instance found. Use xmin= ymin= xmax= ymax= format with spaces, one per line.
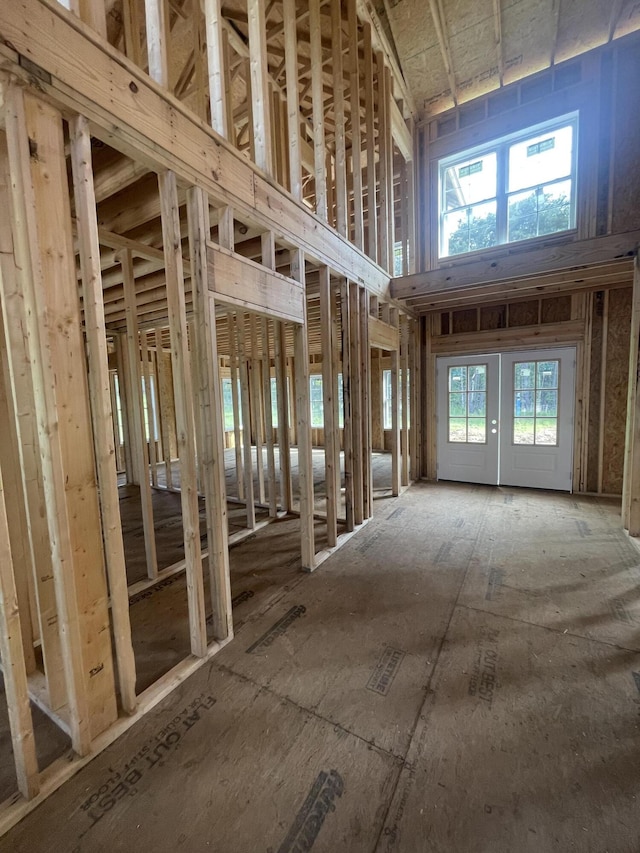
xmin=159 ymin=169 xmax=208 ymax=657
xmin=187 ymin=185 xmax=232 ymax=642
xmin=70 ymin=114 xmax=137 ymax=715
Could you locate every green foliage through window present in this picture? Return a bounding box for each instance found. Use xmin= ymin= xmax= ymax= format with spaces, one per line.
xmin=439 ymin=116 xmax=577 ymax=258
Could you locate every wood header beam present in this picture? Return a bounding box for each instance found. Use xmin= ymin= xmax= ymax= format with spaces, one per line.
xmin=429 ymin=319 xmax=585 ymax=354
xmin=403 ymin=262 xmax=635 ymax=312
xmin=206 ymin=243 xmax=305 ymax=323
xmin=392 ymin=232 xmax=640 ymax=302
xmin=369 ymin=315 xmax=399 ymax=351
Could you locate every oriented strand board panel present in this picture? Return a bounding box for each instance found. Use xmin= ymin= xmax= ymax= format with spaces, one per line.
xmin=457 ymin=487 xmax=640 ymax=647
xmin=380 ymin=605 xmax=640 ymax=851
xmin=0 ymin=666 xmax=398 ymax=852
xmin=554 ymin=0 xmax=614 ymax=64
xmin=451 ymin=307 xmax=477 ymax=333
xmin=445 ymin=0 xmax=500 ymax=104
xmin=480 ymin=304 xmax=506 ymax=330
xmin=501 ymin=0 xmax=558 ymax=84
xmin=587 ymin=292 xmax=603 ymax=492
xmin=614 ymin=0 xmax=640 ymax=38
xmin=508 ymin=299 xmax=538 ymax=327
xmin=407 ymin=44 xmax=453 ymax=115
xmin=602 ymin=286 xmax=632 ymax=494
xmin=384 ymin=0 xmax=640 ymax=114
xmin=541 ymin=294 xmax=571 ymax=323
xmin=383 ymin=0 xmax=452 ymax=113
xmin=610 ymin=43 xmax=640 ymax=235
xmin=216 ymin=486 xmax=490 ymax=758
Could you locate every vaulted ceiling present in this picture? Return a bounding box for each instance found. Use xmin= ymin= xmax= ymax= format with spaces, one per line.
xmin=375 ymin=0 xmax=640 ymax=116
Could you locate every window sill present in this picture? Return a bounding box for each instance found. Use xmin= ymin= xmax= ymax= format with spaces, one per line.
xmin=436 ymin=229 xmax=579 ymax=271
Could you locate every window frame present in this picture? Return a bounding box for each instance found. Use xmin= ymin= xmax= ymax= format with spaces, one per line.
xmin=437 ymin=112 xmax=579 ymax=260
xmin=382 ymin=368 xmax=410 ymax=430
xmin=221 ymin=375 xmax=242 ymax=431
xmin=308 ymin=374 xmax=345 ymax=429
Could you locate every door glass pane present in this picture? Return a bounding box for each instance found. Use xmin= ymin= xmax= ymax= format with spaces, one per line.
xmin=467 ymin=419 xmax=486 ymax=443
xmin=469 ymin=365 xmax=486 ymax=391
xmin=449 ymin=418 xmax=467 ymax=442
xmin=536 ymin=420 xmax=557 ymax=445
xmin=449 ymin=392 xmax=466 ymax=417
xmin=449 ymin=366 xmax=467 ymax=391
xmin=537 ymin=361 xmax=559 ymax=388
xmin=536 ymin=389 xmax=557 ymax=417
xmin=514 ymin=362 xmax=535 ymax=389
xmin=468 ymin=393 xmax=486 ymax=417
xmin=513 ymin=359 xmax=559 ymax=446
xmin=448 ymin=365 xmax=487 ymax=444
xmin=515 ymin=390 xmax=534 ymax=417
xmin=514 ymin=418 xmax=535 ymax=444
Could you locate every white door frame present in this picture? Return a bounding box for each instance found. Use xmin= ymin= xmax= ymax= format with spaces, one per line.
xmin=436 ymin=353 xmax=500 ymax=485
xmin=436 ymin=346 xmax=577 ymax=491
xmin=499 ymin=347 xmax=575 ymax=491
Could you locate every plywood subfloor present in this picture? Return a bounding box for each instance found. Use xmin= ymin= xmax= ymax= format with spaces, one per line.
xmin=4 ymin=482 xmax=640 ymax=852
xmin=129 ymin=515 xmax=343 ymax=694
xmin=0 ymin=674 xmax=70 ymax=804
xmin=120 ymin=447 xmax=393 ymax=585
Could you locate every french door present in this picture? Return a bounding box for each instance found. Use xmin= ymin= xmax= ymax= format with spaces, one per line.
xmin=436 ymin=348 xmax=576 ymax=491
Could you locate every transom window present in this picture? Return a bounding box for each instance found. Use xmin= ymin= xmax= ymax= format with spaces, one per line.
xmin=439 ymin=115 xmax=578 ymax=258
xmin=513 ymin=360 xmax=559 ymax=446
xmin=448 ymin=364 xmax=487 ymax=443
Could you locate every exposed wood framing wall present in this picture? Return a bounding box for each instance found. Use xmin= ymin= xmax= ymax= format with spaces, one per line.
xmin=0 ymin=0 xmax=416 ymax=833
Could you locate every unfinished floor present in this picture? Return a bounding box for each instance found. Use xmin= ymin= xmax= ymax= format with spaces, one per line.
xmin=2 ymin=481 xmax=640 ymax=853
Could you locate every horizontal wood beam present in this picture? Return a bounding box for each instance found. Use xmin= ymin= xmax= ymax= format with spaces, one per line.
xmin=206 ymin=243 xmax=304 ymax=323
xmin=430 ymin=319 xmax=585 ymax=354
xmin=392 ymin=231 xmax=640 ymax=301
xmin=0 ymin=0 xmax=390 ymax=298
xmin=369 ymin=315 xmax=398 ymax=350
xmin=405 ymin=260 xmax=635 ymax=312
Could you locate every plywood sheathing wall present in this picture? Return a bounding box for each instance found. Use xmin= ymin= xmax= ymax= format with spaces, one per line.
xmin=584 ymin=287 xmax=632 ymax=496
xmin=601 ymin=287 xmax=632 ymax=494
xmin=610 ymin=41 xmax=640 ymax=235
xmin=383 ymin=0 xmax=640 ymax=115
